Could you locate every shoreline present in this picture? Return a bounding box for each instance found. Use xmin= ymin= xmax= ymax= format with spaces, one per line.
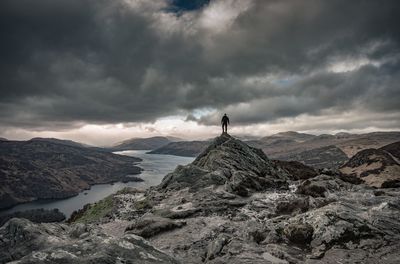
xmin=0 ymin=175 xmax=144 ymax=216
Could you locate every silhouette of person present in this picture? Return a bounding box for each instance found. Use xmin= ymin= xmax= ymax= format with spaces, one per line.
xmin=221 ymin=113 xmax=230 ymax=133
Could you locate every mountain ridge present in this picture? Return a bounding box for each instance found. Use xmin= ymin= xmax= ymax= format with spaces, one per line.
xmin=340 ymin=141 xmax=400 ymax=188
xmin=111 ymin=136 xmax=181 ymax=151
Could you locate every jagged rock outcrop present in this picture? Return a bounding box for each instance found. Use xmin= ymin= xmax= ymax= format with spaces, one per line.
xmin=159 ymin=133 xmax=288 ymax=196
xmin=126 ymin=217 xmax=186 ymax=238
xmin=273 ymin=160 xmax=318 ymax=180
xmin=340 ymin=141 xmax=400 ymax=188
xmin=0 ymin=218 xmax=178 ymax=263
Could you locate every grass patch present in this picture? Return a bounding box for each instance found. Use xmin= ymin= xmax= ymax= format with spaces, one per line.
xmin=134 ymin=198 xmax=152 ymax=210
xmin=69 ymin=188 xmax=150 ymax=223
xmin=115 ymin=187 xmax=143 ymax=195
xmin=74 ymin=195 xmax=115 ymax=223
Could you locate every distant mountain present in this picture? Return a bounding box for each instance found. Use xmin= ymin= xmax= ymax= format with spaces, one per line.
xmin=0 ymin=138 xmax=7 ymax=141
xmin=251 ymin=131 xmax=400 ymax=158
xmin=336 ymin=132 xmax=400 ymax=157
xmin=276 ymin=145 xmax=349 ymax=169
xmin=148 ymin=132 xmax=314 ymax=158
xmin=148 ymin=140 xmax=210 ymax=157
xmin=340 ymin=141 xmax=400 ymax=188
xmin=149 ymin=131 xmax=400 ymax=170
xmin=111 ymin=136 xmax=181 ymax=151
xmin=260 ymin=131 xmax=316 ymax=143
xmin=30 ymin=137 xmax=90 ymax=148
xmin=335 ymin=132 xmax=353 ymax=137
xmin=381 ymin=141 xmax=400 ymax=161
xmin=0 ymin=139 xmax=142 ymax=210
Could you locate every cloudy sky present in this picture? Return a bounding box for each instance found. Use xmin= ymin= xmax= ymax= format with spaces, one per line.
xmin=1 ymin=0 xmax=400 ymax=145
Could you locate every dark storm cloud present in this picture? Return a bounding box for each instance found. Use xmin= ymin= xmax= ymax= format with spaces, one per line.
xmin=0 ymin=0 xmax=400 ymax=130
xmin=197 ymin=62 xmax=400 ymax=126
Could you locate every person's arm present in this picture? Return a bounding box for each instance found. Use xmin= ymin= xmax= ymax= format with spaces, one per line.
xmin=227 ymin=117 xmax=230 ymax=124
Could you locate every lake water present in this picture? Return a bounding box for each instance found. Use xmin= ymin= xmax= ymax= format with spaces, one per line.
xmin=0 ymin=150 xmax=194 ymax=218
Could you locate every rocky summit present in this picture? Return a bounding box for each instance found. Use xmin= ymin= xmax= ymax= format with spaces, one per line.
xmin=1 ymin=134 xmax=400 ymax=263
xmin=159 ymin=133 xmax=288 ymax=196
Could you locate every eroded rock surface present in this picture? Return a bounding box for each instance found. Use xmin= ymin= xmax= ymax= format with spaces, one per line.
xmin=79 ymin=135 xmax=399 ymax=263
xmin=159 ymin=133 xmax=289 ymax=196
xmin=0 ymin=218 xmax=178 ymax=263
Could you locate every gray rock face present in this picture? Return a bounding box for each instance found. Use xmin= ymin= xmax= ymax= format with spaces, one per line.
xmin=295 ymin=174 xmax=353 ymax=198
xmin=0 ymin=218 xmax=178 ymax=264
xmin=159 ymin=133 xmax=288 ymax=196
xmin=283 ymin=223 xmax=314 ymax=244
xmin=273 ymin=160 xmax=318 ymax=180
xmin=126 ymin=217 xmax=186 ymax=238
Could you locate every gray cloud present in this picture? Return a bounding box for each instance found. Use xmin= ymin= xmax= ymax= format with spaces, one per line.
xmin=0 ymin=0 xmax=400 ymax=131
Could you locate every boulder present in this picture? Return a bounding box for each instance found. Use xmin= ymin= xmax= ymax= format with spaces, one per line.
xmin=273 ymin=160 xmax=318 ymax=180
xmin=206 ymin=234 xmax=231 ymax=260
xmin=283 ymin=223 xmax=314 ymax=244
xmin=125 ymin=217 xmax=186 ymax=238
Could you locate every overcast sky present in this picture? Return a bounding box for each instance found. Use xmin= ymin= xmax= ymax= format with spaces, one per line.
xmin=1 ymin=0 xmax=400 ymax=145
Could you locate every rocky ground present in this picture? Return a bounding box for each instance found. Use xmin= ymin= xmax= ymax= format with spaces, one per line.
xmin=1 ymin=134 xmax=399 ymax=263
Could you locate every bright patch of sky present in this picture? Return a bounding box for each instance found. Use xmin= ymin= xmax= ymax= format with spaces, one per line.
xmin=328 ymin=57 xmax=381 ymax=73
xmin=192 ymin=107 xmax=217 ymax=119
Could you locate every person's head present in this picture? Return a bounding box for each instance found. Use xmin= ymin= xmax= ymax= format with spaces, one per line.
xmin=224 ymin=113 xmax=227 ymax=116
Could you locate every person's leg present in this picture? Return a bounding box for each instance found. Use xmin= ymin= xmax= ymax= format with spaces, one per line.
xmin=222 ymin=124 xmax=225 ymax=133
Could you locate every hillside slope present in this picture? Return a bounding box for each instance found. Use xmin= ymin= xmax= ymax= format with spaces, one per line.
xmin=111 ymin=136 xmax=178 ymax=151
xmin=0 ymin=139 xmax=142 ymax=209
xmin=340 ymin=141 xmax=400 ymax=188
xmin=148 ymin=140 xmax=209 ymax=157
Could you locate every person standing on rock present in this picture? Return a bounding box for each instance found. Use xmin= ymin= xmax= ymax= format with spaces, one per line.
xmin=221 ymin=113 xmax=230 ymax=133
